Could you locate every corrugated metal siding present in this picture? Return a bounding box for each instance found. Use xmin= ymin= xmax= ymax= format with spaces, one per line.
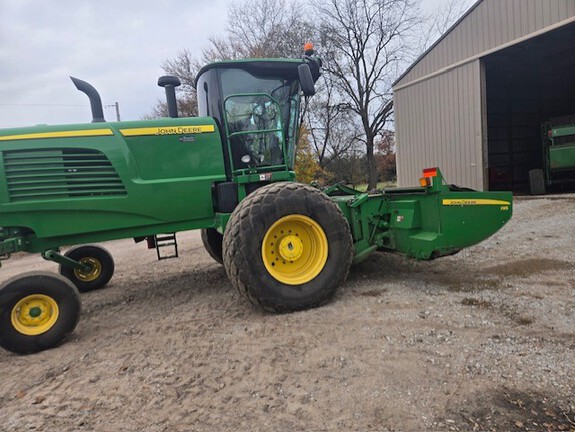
xmin=396 ymin=0 xmax=575 ymax=87
xmin=395 ymin=61 xmax=484 ymax=189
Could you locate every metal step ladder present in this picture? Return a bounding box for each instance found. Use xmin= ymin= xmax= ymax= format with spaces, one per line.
xmin=152 ymin=233 xmax=178 ymax=260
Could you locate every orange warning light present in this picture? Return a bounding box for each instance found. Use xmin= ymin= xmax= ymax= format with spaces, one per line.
xmin=419 ymin=177 xmax=431 ymax=187
xmin=423 ymin=167 xmax=438 ymax=178
xmin=304 ymin=42 xmax=314 ymax=53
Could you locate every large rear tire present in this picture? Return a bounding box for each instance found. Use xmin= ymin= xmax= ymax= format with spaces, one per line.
xmin=0 ymin=272 xmax=81 ymax=354
xmin=201 ymin=228 xmax=224 ymax=265
xmin=223 ymin=182 xmax=353 ymax=312
xmin=59 ymin=245 xmax=115 ymax=293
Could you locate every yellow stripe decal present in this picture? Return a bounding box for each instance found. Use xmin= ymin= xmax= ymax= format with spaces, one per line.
xmin=443 ymin=199 xmax=511 ymax=206
xmin=119 ymin=125 xmax=215 ymax=137
xmin=0 ymin=129 xmax=114 ymax=141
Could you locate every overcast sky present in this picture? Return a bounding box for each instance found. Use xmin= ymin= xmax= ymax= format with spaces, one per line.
xmin=0 ymin=0 xmax=463 ymax=129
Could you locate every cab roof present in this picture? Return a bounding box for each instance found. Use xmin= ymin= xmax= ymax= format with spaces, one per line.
xmin=195 ymin=59 xmax=303 ymax=88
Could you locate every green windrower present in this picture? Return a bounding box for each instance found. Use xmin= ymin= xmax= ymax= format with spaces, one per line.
xmin=0 ymin=45 xmax=512 ymax=354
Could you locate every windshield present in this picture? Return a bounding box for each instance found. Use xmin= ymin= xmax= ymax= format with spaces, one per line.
xmin=225 ymin=94 xmax=283 ymax=167
xmin=219 ymin=68 xmax=299 ymax=170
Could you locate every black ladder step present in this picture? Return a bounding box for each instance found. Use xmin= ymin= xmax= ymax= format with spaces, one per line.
xmin=154 ymin=233 xmax=178 ymax=260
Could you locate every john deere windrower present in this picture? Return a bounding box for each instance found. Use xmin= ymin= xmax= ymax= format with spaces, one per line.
xmin=0 ymin=45 xmax=512 ymax=354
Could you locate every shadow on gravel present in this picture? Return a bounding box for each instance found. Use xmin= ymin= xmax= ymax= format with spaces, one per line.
xmin=82 ymin=266 xmax=231 ymax=316
xmin=440 ymin=387 xmax=575 ymax=432
xmin=348 ymin=253 xmax=574 ymax=294
xmin=348 ymin=252 xmax=500 ymax=293
xmin=485 ymin=258 xmax=574 ymax=278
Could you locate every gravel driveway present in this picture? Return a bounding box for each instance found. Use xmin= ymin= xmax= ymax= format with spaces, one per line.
xmin=0 ymin=195 xmax=574 ymax=432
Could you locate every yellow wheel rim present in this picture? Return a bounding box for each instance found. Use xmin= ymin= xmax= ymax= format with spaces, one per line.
xmin=73 ymin=257 xmax=102 ymax=282
xmin=262 ymin=215 xmax=328 ymax=285
xmin=11 ymin=294 xmax=59 ymax=336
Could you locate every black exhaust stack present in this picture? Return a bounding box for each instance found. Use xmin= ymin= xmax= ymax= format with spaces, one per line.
xmin=158 ymin=76 xmax=181 ymax=118
xmin=70 ymin=77 xmax=106 ymax=123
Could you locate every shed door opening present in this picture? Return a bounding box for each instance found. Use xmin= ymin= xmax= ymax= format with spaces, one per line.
xmin=484 ymin=23 xmax=575 ymax=192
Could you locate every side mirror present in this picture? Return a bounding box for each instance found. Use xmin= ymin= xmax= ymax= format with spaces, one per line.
xmin=298 ymin=64 xmax=316 ymax=96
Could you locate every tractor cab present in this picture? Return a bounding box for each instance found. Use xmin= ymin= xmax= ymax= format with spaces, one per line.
xmin=195 ymin=55 xmax=320 ymax=184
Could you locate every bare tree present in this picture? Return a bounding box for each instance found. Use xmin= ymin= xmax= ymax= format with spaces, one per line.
xmin=146 ymin=0 xmax=314 ymax=119
xmin=315 ymin=0 xmax=422 ymax=189
xmin=143 ymin=49 xmax=201 ymax=119
xmin=375 ymin=129 xmax=396 ymax=182
xmin=204 ymin=0 xmax=315 ymax=61
xmin=306 ymin=74 xmax=362 ymax=169
xmin=418 ymin=0 xmax=474 ymax=52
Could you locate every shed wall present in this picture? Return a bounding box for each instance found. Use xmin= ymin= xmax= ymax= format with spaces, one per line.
xmin=396 ymin=0 xmax=575 ymax=87
xmin=395 ymin=61 xmax=484 ymax=189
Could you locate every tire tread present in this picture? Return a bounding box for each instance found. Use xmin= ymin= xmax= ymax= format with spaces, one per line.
xmin=223 ymin=182 xmax=352 ymax=312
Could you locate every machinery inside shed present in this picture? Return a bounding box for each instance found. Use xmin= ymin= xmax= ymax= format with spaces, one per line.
xmin=484 ymin=22 xmax=575 ymax=192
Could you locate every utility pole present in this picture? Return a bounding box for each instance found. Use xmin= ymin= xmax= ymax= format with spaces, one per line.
xmin=104 ymin=102 xmax=121 ymax=121
xmin=114 ymin=102 xmax=121 ymax=121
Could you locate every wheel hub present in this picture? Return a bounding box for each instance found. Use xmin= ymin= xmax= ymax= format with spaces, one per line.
xmin=262 ymin=214 xmax=328 ymax=285
xmin=29 ymin=307 xmax=42 ymax=318
xmin=278 ymin=235 xmax=304 ymax=261
xmin=11 ymin=294 xmax=59 ymax=336
xmin=74 ymin=257 xmax=102 ymax=282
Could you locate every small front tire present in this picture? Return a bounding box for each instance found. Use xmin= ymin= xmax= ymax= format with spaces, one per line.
xmin=59 ymin=245 xmax=115 ymax=292
xmin=0 ymin=272 xmax=81 ymax=354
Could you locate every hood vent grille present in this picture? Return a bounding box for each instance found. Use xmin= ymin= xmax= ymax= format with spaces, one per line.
xmin=4 ymin=148 xmax=127 ymax=202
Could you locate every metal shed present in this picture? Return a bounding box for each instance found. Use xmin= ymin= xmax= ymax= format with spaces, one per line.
xmin=393 ymin=0 xmax=575 ymax=191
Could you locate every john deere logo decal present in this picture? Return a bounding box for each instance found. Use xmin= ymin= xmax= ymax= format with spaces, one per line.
xmin=442 ymin=199 xmax=510 ymax=206
xmin=120 ymin=125 xmax=215 ymax=137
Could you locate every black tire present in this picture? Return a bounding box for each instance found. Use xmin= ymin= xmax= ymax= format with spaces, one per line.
xmin=59 ymin=245 xmax=115 ymax=292
xmin=529 ymin=168 xmax=546 ymax=195
xmin=0 ymin=272 xmax=81 ymax=354
xmin=223 ymin=182 xmax=353 ymax=312
xmin=201 ymin=228 xmax=224 ymax=265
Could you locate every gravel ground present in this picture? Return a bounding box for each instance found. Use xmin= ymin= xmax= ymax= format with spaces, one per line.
xmin=0 ymin=195 xmax=574 ymax=432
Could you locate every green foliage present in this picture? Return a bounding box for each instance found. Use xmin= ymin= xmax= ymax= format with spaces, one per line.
xmin=295 ymin=127 xmax=326 ymax=184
